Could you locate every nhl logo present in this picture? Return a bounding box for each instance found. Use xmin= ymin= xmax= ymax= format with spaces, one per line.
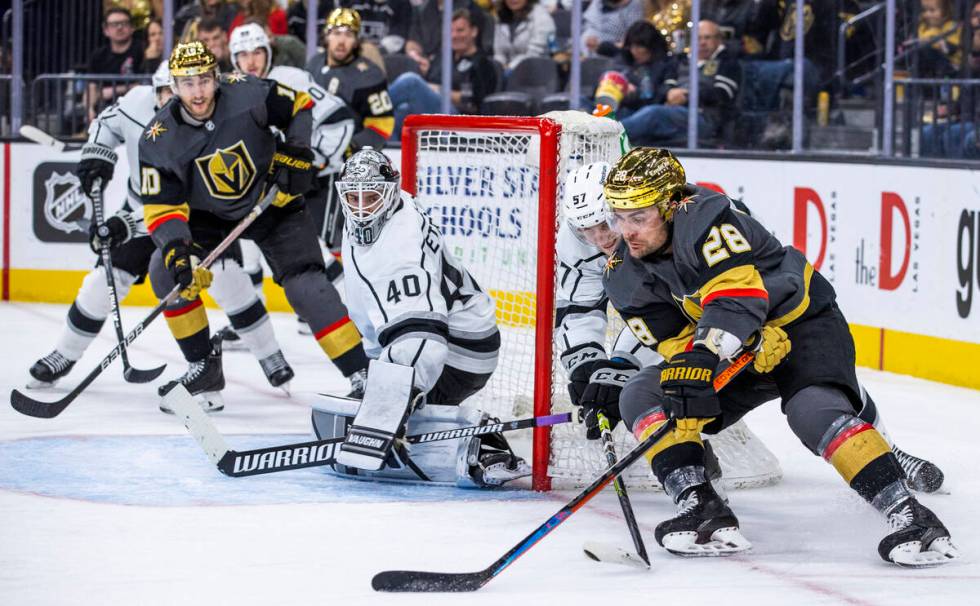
xmin=43 ymin=171 xmax=91 ymax=234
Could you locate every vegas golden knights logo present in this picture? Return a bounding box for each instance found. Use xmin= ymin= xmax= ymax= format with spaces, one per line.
xmin=194 ymin=141 xmax=257 ymax=200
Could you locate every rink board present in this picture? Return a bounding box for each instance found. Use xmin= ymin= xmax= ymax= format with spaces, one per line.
xmin=2 ymin=141 xmax=979 ymax=388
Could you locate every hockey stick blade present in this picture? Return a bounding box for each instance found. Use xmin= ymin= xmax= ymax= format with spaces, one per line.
xmin=19 ymin=125 xmax=82 ymax=151
xmin=216 ymin=412 xmax=574 ymax=477
xmin=372 ymin=570 xmax=488 ymax=593
xmin=582 ymin=541 xmax=650 ymax=570
xmin=163 ymin=385 xmax=231 ymax=464
xmin=123 ymin=364 xmax=167 ymax=383
xmin=370 ymin=351 xmax=755 ymax=593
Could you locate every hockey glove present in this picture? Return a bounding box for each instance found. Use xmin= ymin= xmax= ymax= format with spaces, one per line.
xmin=76 ymin=143 xmax=117 ymax=196
xmin=577 ymin=359 xmax=638 ymax=440
xmin=271 ymin=142 xmax=316 ymax=200
xmin=748 ymin=325 xmax=791 ymax=373
xmin=660 ymin=347 xmax=721 ymax=420
xmin=163 ymin=241 xmax=213 ymax=301
xmin=88 ymin=210 xmax=139 ymax=253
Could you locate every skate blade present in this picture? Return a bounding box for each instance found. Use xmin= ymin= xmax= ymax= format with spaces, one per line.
xmin=583 ymin=541 xmax=650 ymax=569
xmin=160 ymin=391 xmax=224 ymax=414
xmin=662 ymin=527 xmax=752 ymax=557
xmin=25 ymin=378 xmax=57 ymax=390
xmin=479 ymin=460 xmax=533 ymax=486
xmin=275 ymin=381 xmax=292 ymax=396
xmin=220 ymin=341 xmax=249 ymax=353
xmin=889 ymin=537 xmax=960 ymax=568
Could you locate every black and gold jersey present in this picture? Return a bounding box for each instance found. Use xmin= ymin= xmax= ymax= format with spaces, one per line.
xmin=306 ymin=53 xmax=394 ymax=151
xmin=138 ymin=74 xmax=312 ymax=248
xmin=603 ymin=185 xmax=818 ymax=361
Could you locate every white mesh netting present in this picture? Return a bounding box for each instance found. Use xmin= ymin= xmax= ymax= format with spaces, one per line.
xmin=408 ymin=112 xmax=781 ymax=490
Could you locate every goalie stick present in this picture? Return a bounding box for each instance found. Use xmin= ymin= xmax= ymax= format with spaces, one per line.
xmin=9 ymin=185 xmax=281 ymax=419
xmin=371 ymin=351 xmax=755 ymax=592
xmin=19 ymin=125 xmax=84 ymax=151
xmin=581 ymin=411 xmax=650 ymax=569
xmin=90 ymin=179 xmax=166 ymax=384
xmin=161 ymin=383 xmax=573 ymax=477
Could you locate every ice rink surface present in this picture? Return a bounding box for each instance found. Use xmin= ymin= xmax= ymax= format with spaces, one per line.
xmin=1 ymin=301 xmax=977 ymax=605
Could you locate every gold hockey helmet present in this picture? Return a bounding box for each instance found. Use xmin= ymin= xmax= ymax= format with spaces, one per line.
xmin=325 ymin=8 xmax=361 ymax=35
xmin=604 ymin=147 xmax=687 ymax=220
xmin=169 ymin=41 xmax=219 ymax=78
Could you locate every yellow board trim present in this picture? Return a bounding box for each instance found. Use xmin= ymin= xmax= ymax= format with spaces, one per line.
xmin=9 ymin=269 xmax=980 ymax=391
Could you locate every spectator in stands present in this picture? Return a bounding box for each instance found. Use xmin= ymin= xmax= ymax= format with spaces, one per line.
xmin=920 ymin=1 xmax=979 ymax=159
xmin=593 ymin=21 xmax=677 ymax=115
xmin=142 ymin=18 xmax=165 ymax=73
xmin=104 ymin=0 xmax=160 ymax=33
xmin=197 ymin=18 xmax=235 ymax=72
xmin=406 ymin=0 xmax=496 ymax=70
xmin=86 ymin=7 xmax=144 ymax=122
xmin=494 ymin=0 xmax=556 ymax=70
xmin=177 ymin=0 xmax=239 ymax=40
xmin=699 ymin=0 xmax=773 ymax=58
xmin=909 ymin=0 xmax=962 ymax=76
xmin=230 ymin=0 xmax=288 ymax=36
xmin=581 ymin=0 xmax=644 ymax=57
xmin=391 ymin=9 xmax=498 ymax=139
xmin=618 ymin=19 xmax=740 ymax=145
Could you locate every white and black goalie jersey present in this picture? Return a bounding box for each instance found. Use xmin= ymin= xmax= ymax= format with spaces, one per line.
xmin=343 ymin=192 xmax=500 ymax=393
xmin=87 ymin=84 xmax=158 ymax=215
xmin=554 ymin=222 xmax=661 ymax=375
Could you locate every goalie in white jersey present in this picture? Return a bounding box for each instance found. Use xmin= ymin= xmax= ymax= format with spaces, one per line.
xmin=26 ymin=63 xmax=295 ymax=393
xmin=557 ymin=162 xmax=946 ymax=499
xmin=228 ymin=23 xmax=350 ymax=314
xmin=310 ymin=148 xmax=531 ymax=487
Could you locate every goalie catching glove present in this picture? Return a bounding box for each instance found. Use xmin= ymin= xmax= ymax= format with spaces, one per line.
xmin=163 ymin=241 xmax=213 ymax=300
xmin=570 ymin=358 xmax=638 ymax=440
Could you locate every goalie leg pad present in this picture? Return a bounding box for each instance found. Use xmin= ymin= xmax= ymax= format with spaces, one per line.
xmin=336 ymin=360 xmax=415 ymax=471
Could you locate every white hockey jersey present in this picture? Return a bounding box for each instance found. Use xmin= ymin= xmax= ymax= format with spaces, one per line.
xmin=266 ymin=65 xmax=354 ymax=177
xmin=342 ymin=192 xmax=499 ymax=392
xmin=87 ymin=85 xmax=157 ymax=211
xmin=554 ymin=221 xmax=662 ymax=374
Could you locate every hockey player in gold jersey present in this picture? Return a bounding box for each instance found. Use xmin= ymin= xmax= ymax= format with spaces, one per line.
xmin=600 ymin=147 xmax=958 ymax=566
xmin=139 ymin=42 xmax=368 ymax=412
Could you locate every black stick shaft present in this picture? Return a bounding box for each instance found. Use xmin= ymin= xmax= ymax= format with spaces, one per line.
xmin=91 ymin=181 xmax=133 ymax=371
xmin=596 ymin=411 xmax=649 ymax=565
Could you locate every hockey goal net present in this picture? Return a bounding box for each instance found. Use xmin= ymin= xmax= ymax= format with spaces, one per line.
xmin=400 ymin=112 xmax=781 ymax=491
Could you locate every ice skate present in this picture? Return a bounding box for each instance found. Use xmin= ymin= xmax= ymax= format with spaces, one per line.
xmin=259 ymin=350 xmax=294 ymax=393
xmin=880 ymin=498 xmax=959 ymax=567
xmin=27 ymin=351 xmax=76 ymax=389
xmin=158 ymin=340 xmax=225 ymax=414
xmin=892 ymin=446 xmax=945 ymax=494
xmin=655 ymin=482 xmax=751 ymax=557
xmin=465 ymin=428 xmax=531 ymax=487
xmin=213 ymin=324 xmax=248 ymax=352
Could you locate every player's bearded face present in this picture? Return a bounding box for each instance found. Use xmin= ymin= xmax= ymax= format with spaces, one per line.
xmin=328 ymin=29 xmax=357 ymax=64
xmin=579 ymin=222 xmax=620 ymax=255
xmin=611 ymin=207 xmax=668 ymax=257
xmin=175 ymin=73 xmax=218 ymax=120
xmin=235 ymin=48 xmax=268 ymax=77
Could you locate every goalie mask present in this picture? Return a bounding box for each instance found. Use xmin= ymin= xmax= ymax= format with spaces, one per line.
xmin=336 ymin=149 xmax=400 ymax=246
